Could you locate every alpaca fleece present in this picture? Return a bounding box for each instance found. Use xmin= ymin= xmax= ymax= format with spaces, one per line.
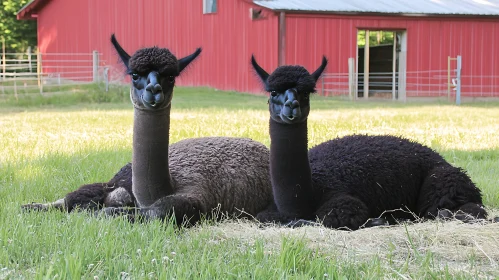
xmin=129 ymin=47 xmax=178 ymax=75
xmin=64 ymin=136 xmax=273 ymax=219
xmin=269 ymin=120 xmax=315 ymax=218
xmin=251 ymin=56 xmax=487 ymax=230
xmin=266 ymin=66 xmax=317 ymax=94
xmin=22 ymin=35 xmax=274 ymax=226
xmin=308 ymin=134 xmax=484 ymax=225
xmin=132 ymin=106 xmax=173 ymax=207
xmin=159 ymin=137 xmax=272 ymax=216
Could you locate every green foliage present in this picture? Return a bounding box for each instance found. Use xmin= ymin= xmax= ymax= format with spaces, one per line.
xmin=358 ymin=30 xmax=395 ymax=47
xmin=0 ymin=0 xmax=37 ymax=52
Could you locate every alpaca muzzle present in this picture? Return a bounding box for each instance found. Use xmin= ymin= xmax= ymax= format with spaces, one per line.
xmin=142 ymin=84 xmax=164 ymax=108
xmin=281 ymin=89 xmax=301 ymax=121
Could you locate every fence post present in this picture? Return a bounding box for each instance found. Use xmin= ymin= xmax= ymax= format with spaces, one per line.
xmin=14 ymin=72 xmax=18 ymax=99
xmin=27 ymin=47 xmax=32 ymax=73
xmin=104 ymin=67 xmax=109 ymax=92
xmin=37 ymin=51 xmax=43 ymax=94
xmin=447 ymin=56 xmax=451 ymax=101
xmin=1 ymin=37 xmax=5 ymax=81
xmin=456 ymin=55 xmax=462 ymax=105
xmin=363 ymin=30 xmax=370 ymax=99
xmin=348 ymin=57 xmax=354 ymax=100
xmin=92 ymin=50 xmax=99 ymax=82
xmin=321 ymin=74 xmax=324 ymax=96
xmin=398 ymin=51 xmax=407 ymax=102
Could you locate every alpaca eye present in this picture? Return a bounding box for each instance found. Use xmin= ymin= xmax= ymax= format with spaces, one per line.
xmin=167 ymin=76 xmax=175 ymax=83
xmin=131 ymin=73 xmax=139 ymax=81
xmin=270 ymin=90 xmax=277 ymax=97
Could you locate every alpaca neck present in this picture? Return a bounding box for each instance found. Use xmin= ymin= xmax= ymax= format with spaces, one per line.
xmin=132 ymin=106 xmax=174 ymax=207
xmin=269 ymin=118 xmax=315 ymax=218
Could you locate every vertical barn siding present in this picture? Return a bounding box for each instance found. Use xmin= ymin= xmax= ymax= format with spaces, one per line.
xmin=285 ymin=14 xmax=499 ymax=97
xmin=34 ymin=1 xmax=499 ymax=97
xmin=37 ymin=0 xmax=278 ymax=94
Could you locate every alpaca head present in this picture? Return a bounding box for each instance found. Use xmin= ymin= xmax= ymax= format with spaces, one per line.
xmin=251 ymin=56 xmax=327 ymax=124
xmin=111 ymin=34 xmax=201 ymax=111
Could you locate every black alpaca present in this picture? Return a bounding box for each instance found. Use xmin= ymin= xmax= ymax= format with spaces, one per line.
xmin=251 ymin=55 xmax=488 ymax=230
xmin=21 ymin=35 xmax=273 ymax=226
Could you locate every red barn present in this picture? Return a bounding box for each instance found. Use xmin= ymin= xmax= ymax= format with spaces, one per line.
xmin=17 ymin=0 xmax=499 ymax=100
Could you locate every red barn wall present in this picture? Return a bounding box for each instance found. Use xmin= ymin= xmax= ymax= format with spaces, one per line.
xmin=34 ymin=1 xmax=499 ymax=97
xmin=37 ymin=0 xmax=278 ymax=94
xmin=285 ymin=14 xmax=499 ymax=97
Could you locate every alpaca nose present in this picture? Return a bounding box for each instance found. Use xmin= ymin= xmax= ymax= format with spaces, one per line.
xmin=145 ymin=83 xmax=163 ymax=94
xmin=142 ymin=71 xmax=165 ymax=107
xmin=284 ymin=88 xmax=300 ymax=109
xmin=146 ymin=72 xmax=163 ymax=94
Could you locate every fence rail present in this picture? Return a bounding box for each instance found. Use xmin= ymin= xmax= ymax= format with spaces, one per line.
xmin=3 ymin=51 xmax=499 ymax=102
xmin=321 ymin=70 xmax=460 ymax=100
xmin=317 ymin=55 xmax=499 ymax=104
xmin=0 ymin=51 xmax=121 ymax=96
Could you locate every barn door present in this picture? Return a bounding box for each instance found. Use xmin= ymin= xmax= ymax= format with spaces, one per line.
xmin=357 ymin=30 xmax=406 ymax=100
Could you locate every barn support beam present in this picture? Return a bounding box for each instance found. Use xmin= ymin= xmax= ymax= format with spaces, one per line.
xmin=397 ymin=31 xmax=407 ymax=102
xmin=348 ymin=57 xmax=355 ymax=100
xmin=363 ymin=30 xmax=369 ymax=99
xmin=392 ymin=32 xmax=397 ymax=100
xmin=278 ymin=12 xmax=286 ymax=66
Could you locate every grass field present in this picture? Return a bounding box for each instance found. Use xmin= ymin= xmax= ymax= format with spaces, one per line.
xmin=1 ymin=86 xmax=499 ymax=279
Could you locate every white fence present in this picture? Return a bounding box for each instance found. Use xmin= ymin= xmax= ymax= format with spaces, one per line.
xmin=319 ymin=56 xmax=473 ymax=104
xmin=0 ymin=50 xmax=121 ymax=96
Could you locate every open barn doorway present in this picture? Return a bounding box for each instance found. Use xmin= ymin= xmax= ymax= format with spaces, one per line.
xmin=357 ymin=30 xmax=406 ymax=100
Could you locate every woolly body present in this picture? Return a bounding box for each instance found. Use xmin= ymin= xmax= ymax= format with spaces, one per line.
xmin=51 ymin=136 xmax=272 ymax=221
xmin=132 ymin=107 xmax=173 ymax=206
xmin=307 ymin=134 xmax=484 ymax=228
xmin=251 ymin=55 xmax=487 ymax=230
xmin=22 ymin=35 xmax=273 ymax=225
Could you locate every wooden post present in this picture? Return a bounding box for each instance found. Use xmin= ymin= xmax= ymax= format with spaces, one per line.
xmin=27 ymin=47 xmax=32 ymax=73
xmin=397 ymin=31 xmax=407 ymax=102
xmin=447 ymin=56 xmax=451 ymax=102
xmin=456 ymin=55 xmax=462 ymax=105
xmin=37 ymin=50 xmax=43 ymax=94
xmin=392 ymin=32 xmax=397 ymax=100
xmin=398 ymin=51 xmax=407 ymax=102
xmin=348 ymin=57 xmax=355 ymax=100
xmin=14 ymin=73 xmax=18 ymax=100
xmin=363 ymin=30 xmax=370 ymax=99
xmin=1 ymin=37 xmax=5 ymax=81
xmin=92 ymin=50 xmax=99 ymax=82
xmin=321 ymin=73 xmax=324 ymax=96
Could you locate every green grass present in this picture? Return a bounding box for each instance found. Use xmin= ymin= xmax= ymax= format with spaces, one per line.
xmin=1 ymin=87 xmax=499 ymax=279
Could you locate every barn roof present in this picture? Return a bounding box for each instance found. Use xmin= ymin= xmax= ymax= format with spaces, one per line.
xmin=16 ymin=0 xmax=49 ymax=20
xmin=17 ymin=0 xmax=499 ymax=20
xmin=253 ymin=0 xmax=499 ymax=16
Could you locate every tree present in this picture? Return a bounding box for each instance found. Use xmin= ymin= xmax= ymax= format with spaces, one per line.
xmin=1 ymin=0 xmax=37 ymax=53
xmin=357 ymin=30 xmax=395 ymax=47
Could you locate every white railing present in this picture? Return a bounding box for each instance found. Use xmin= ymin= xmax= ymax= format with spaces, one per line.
xmin=0 ymin=51 xmax=116 ymax=96
xmin=318 ymin=56 xmax=498 ymax=104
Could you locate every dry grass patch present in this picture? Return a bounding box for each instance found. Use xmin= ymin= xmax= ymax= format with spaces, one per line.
xmin=199 ymin=213 xmax=499 ymax=277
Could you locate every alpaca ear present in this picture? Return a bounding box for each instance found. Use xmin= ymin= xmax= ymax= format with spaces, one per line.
xmin=311 ymin=56 xmax=328 ymax=82
xmin=110 ymin=34 xmax=131 ymax=71
xmin=178 ymin=48 xmax=202 ymax=74
xmin=250 ymin=55 xmax=270 ymax=85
